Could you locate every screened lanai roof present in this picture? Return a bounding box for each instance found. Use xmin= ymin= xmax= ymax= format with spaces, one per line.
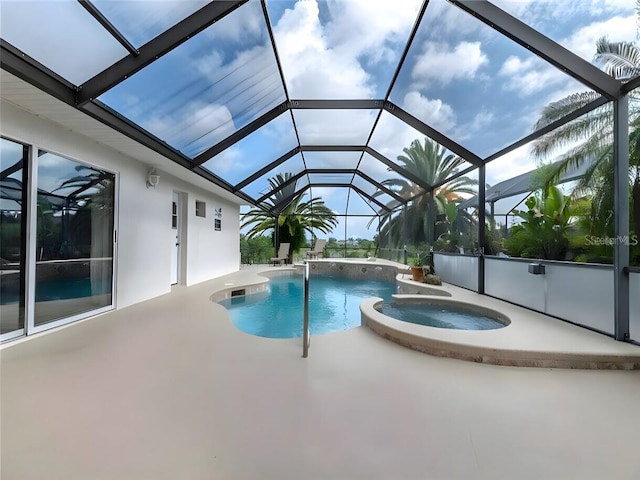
xmin=1 ymin=0 xmax=638 ymax=219
xmin=457 ymin=157 xmax=594 ymax=212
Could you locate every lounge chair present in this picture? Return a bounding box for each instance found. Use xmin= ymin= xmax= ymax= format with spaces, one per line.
xmin=306 ymin=238 xmax=326 ymax=259
xmin=270 ymin=242 xmax=290 ymax=266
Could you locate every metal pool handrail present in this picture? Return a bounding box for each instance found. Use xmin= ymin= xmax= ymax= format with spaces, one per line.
xmin=303 ymin=261 xmax=310 ymax=358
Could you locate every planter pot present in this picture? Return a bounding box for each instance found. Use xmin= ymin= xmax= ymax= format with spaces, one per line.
xmin=410 ymin=266 xmax=425 ymax=282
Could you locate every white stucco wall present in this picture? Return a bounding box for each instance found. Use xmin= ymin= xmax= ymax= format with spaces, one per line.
xmin=171 ymin=183 xmax=240 ymax=287
xmin=1 ymin=100 xmax=240 ymax=310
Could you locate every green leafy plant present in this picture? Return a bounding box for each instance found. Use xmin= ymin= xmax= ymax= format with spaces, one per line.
xmin=504 ymin=185 xmax=586 ymax=260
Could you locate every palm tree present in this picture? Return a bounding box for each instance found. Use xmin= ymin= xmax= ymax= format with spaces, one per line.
xmin=241 ymin=173 xmax=338 ymax=254
xmin=373 ymin=137 xmax=477 ymax=251
xmin=531 ymin=34 xmax=640 ymax=254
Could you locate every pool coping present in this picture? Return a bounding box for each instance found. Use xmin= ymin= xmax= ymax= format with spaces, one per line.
xmin=208 ymin=267 xmax=297 ymax=303
xmin=361 ymin=293 xmax=640 ymax=370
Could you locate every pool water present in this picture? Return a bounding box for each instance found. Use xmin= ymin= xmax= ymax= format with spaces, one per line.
xmin=1 ymin=277 xmax=112 ymax=305
xmin=219 ymin=274 xmax=397 ymax=338
xmin=380 ymin=303 xmax=506 ymax=330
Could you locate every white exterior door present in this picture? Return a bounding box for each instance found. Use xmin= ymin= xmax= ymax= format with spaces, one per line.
xmin=171 ymin=192 xmax=181 ymax=285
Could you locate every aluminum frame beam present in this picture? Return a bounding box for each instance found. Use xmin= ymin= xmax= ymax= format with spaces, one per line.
xmin=430 ymin=164 xmax=478 ymax=191
xmin=0 ymin=160 xmax=23 ymax=181
xmin=78 ymin=0 xmax=139 ymax=56
xmin=365 ymin=147 xmax=433 ymax=192
xmin=272 ymin=183 xmax=391 ymax=214
xmin=77 ymin=0 xmax=248 ymax=105
xmin=477 ymin=165 xmax=486 ymax=294
xmin=383 ymin=102 xmax=483 ymax=167
xmin=255 ymin=171 xmax=306 ymax=205
xmin=349 ymin=185 xmax=391 ymax=212
xmin=192 ymin=101 xmax=289 ymax=166
xmin=613 ymin=96 xmax=630 ymax=341
xmin=255 ymin=168 xmax=397 ymax=214
xmin=289 ymin=99 xmax=384 ymax=110
xmin=270 ymin=184 xmax=310 ymax=215
xmin=305 ymin=169 xmax=403 ymax=203
xmin=622 ymin=76 xmax=640 ymax=95
xmin=1 ymin=40 xmax=76 ymax=105
xmin=233 ymin=147 xmax=300 ymax=191
xmin=484 ymin=95 xmax=610 ymax=163
xmin=300 ymin=145 xmax=433 ymax=195
xmin=354 ymin=171 xmax=405 ymax=203
xmin=301 ymin=145 xmax=364 ymax=152
xmin=83 ymin=101 xmax=191 ymax=168
xmin=82 ymin=101 xmax=254 ymax=204
xmin=450 ymin=0 xmax=622 ymax=100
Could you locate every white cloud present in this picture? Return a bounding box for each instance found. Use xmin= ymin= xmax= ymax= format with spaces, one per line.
xmin=145 ymin=100 xmax=235 ymax=157
xmin=90 ymin=0 xmax=209 ymax=46
xmin=273 ymin=0 xmax=374 ymax=98
xmin=205 ymin=0 xmax=264 ymax=43
xmin=491 ymin=0 xmax=633 ymax=30
xmin=411 ymin=41 xmax=488 ymax=87
xmin=485 ymin=144 xmax=538 ymax=186
xmin=467 ymin=110 xmax=496 ymax=135
xmin=204 ymin=145 xmax=242 ymax=174
xmin=369 ymin=110 xmax=428 ymax=162
xmin=491 ymin=0 xmax=636 ymax=62
xmin=563 ymin=15 xmax=637 ymax=61
xmin=421 ymin=0 xmax=485 ymax=37
xmin=324 ymin=0 xmax=421 ymax=64
xmin=498 ymin=56 xmax=568 ymax=96
xmin=401 ymin=91 xmax=457 ymax=133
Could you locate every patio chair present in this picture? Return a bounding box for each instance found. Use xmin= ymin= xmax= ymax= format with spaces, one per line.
xmin=306 ymin=238 xmax=326 ymax=259
xmin=270 ymin=242 xmax=290 ymax=266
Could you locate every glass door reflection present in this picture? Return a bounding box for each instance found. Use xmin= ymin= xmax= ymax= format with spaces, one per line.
xmin=0 ymin=138 xmax=28 ymax=339
xmin=34 ymin=151 xmax=115 ymax=327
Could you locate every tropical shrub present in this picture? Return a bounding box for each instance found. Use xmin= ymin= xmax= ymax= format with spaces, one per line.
xmin=504 ymin=186 xmax=587 ymax=260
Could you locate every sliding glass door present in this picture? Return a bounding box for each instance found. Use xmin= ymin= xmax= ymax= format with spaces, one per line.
xmin=33 ymin=151 xmax=115 ymax=329
xmin=1 ymin=139 xmax=117 ymax=341
xmin=0 ymin=138 xmax=28 ymax=340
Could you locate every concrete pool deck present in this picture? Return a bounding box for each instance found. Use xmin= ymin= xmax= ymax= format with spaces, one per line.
xmin=2 ymin=263 xmax=640 ymax=479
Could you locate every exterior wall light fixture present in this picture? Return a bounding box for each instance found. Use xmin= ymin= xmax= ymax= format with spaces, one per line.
xmin=146 ymin=168 xmax=160 ymax=189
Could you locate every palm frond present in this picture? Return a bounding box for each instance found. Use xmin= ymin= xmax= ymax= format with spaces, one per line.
xmin=594 ymin=38 xmax=640 ymax=80
xmin=532 ymin=106 xmax=613 ymax=159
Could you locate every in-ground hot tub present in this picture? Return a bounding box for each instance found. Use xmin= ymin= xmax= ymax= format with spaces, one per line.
xmin=361 ymin=295 xmax=513 ymax=364
xmin=379 ymin=296 xmax=509 ymax=330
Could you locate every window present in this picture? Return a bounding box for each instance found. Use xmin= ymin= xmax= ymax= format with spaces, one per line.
xmin=214 ymin=207 xmax=222 ymax=231
xmin=172 ymin=201 xmax=178 ymax=229
xmin=195 ymin=200 xmax=206 ymax=217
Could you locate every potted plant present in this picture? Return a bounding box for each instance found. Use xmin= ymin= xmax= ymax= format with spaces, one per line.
xmin=410 ymin=252 xmax=425 ymax=282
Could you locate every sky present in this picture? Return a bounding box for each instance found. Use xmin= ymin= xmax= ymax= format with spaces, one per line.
xmin=0 ymin=0 xmax=637 ymax=240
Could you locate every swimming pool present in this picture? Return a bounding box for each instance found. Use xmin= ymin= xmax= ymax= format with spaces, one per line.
xmin=218 ymin=273 xmax=397 ymax=338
